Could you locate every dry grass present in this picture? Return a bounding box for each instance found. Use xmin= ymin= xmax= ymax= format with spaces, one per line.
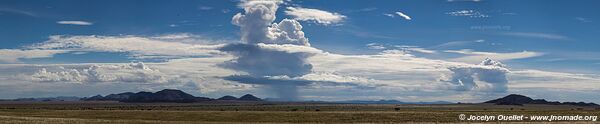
xmin=0 ymin=102 xmax=599 ymax=123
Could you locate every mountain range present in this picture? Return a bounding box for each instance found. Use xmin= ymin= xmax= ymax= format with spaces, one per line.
xmin=6 ymin=96 xmax=80 ymax=102
xmin=82 ymin=89 xmax=262 ymax=103
xmin=335 ymin=100 xmax=453 ymax=104
xmin=3 ymin=90 xmax=598 ymax=106
xmin=484 ymin=94 xmax=598 ymax=106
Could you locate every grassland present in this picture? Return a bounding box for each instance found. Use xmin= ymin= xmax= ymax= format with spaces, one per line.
xmin=0 ymin=101 xmax=599 ymax=123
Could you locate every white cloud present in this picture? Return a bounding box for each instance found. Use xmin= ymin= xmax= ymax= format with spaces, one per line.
xmin=295 ymin=72 xmax=375 ymax=85
xmin=31 ymin=68 xmax=87 ymax=82
xmin=446 ymin=10 xmax=489 ymax=18
xmin=232 ymin=1 xmax=309 ymax=46
xmin=383 ymin=13 xmax=395 ymax=17
xmin=509 ymin=70 xmax=600 ymax=91
xmin=431 ymin=39 xmax=486 ymax=49
xmin=442 ymin=58 xmax=510 ymax=92
xmin=198 ymin=6 xmax=213 ymax=10
xmin=394 ymin=45 xmax=436 ymax=54
xmin=237 ymin=0 xmax=283 ymax=10
xmin=365 ymin=43 xmax=436 ymax=54
xmin=0 ymin=8 xmax=37 ymax=17
xmin=256 ymin=43 xmax=323 ymax=54
xmin=29 ymin=62 xmax=169 ymax=83
xmin=305 ymin=49 xmax=600 ymax=102
xmin=0 ymin=58 xmax=250 ymax=98
xmin=0 ymin=29 xmax=567 ymax=102
xmin=445 ymin=49 xmax=543 ymax=63
xmin=268 ymin=19 xmax=311 ymax=45
xmin=384 ymin=11 xmax=412 ymax=20
xmin=406 ymin=48 xmax=436 ymax=54
xmin=395 ymin=11 xmax=412 ymax=20
xmin=575 ymin=17 xmax=592 ymax=23
xmin=0 ymin=49 xmax=69 ymax=63
xmin=28 ymin=35 xmax=226 ymax=59
xmin=502 ymin=32 xmax=569 ymax=40
xmin=57 ymin=21 xmax=93 ymax=26
xmin=284 ymin=7 xmax=346 ymax=25
xmin=366 ymin=43 xmax=386 ymax=50
xmin=351 ymin=7 xmax=377 ymax=12
xmin=2 ymin=41 xmax=600 ymax=102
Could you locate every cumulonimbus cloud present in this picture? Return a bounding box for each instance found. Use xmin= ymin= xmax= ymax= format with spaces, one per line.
xmin=218 ymin=43 xmax=315 ymax=101
xmin=442 ymin=58 xmax=509 ymax=92
xmin=232 ymin=0 xmax=309 ymax=46
xmin=225 ymin=0 xmax=378 ymax=101
xmin=219 ymin=43 xmax=315 ymax=77
xmin=225 ymin=0 xmax=319 ymax=101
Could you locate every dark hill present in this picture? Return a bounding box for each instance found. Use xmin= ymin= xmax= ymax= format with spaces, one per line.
xmin=239 ymin=94 xmax=262 ymax=101
xmin=104 ymin=92 xmax=135 ymax=101
xmin=217 ymin=95 xmax=238 ymax=100
xmin=82 ymin=89 xmax=213 ymax=103
xmin=121 ymin=89 xmax=209 ymax=103
xmin=82 ymin=92 xmax=136 ymax=101
xmin=485 ymin=94 xmax=534 ymax=105
xmin=80 ymin=89 xmax=264 ymax=103
xmin=485 ymin=94 xmax=597 ymax=106
xmin=153 ymin=89 xmax=197 ymax=101
xmin=83 ymin=95 xmax=105 ymax=101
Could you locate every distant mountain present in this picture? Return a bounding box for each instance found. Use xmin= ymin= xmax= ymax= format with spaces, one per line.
xmin=217 ymin=95 xmax=238 ymax=100
xmin=120 ymin=89 xmax=211 ymax=103
xmin=336 ymin=100 xmax=453 ymax=104
xmin=238 ymin=94 xmax=262 ymax=101
xmin=83 ymin=95 xmax=104 ymax=101
xmin=104 ymin=92 xmax=135 ymax=101
xmin=12 ymin=96 xmax=80 ymax=102
xmin=408 ymin=101 xmax=454 ymax=104
xmin=484 ymin=94 xmax=598 ymax=106
xmin=82 ymin=92 xmax=135 ymax=101
xmin=339 ymin=100 xmax=405 ymax=104
xmin=81 ymin=89 xmax=212 ymax=103
xmin=80 ymin=89 xmax=263 ymax=103
xmin=485 ymin=94 xmax=538 ymax=105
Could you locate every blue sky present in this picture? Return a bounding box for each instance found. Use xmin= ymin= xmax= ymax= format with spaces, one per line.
xmin=1 ymin=0 xmax=599 ymax=102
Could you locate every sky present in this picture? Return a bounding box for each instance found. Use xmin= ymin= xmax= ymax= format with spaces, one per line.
xmin=0 ymin=0 xmax=599 ymax=103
